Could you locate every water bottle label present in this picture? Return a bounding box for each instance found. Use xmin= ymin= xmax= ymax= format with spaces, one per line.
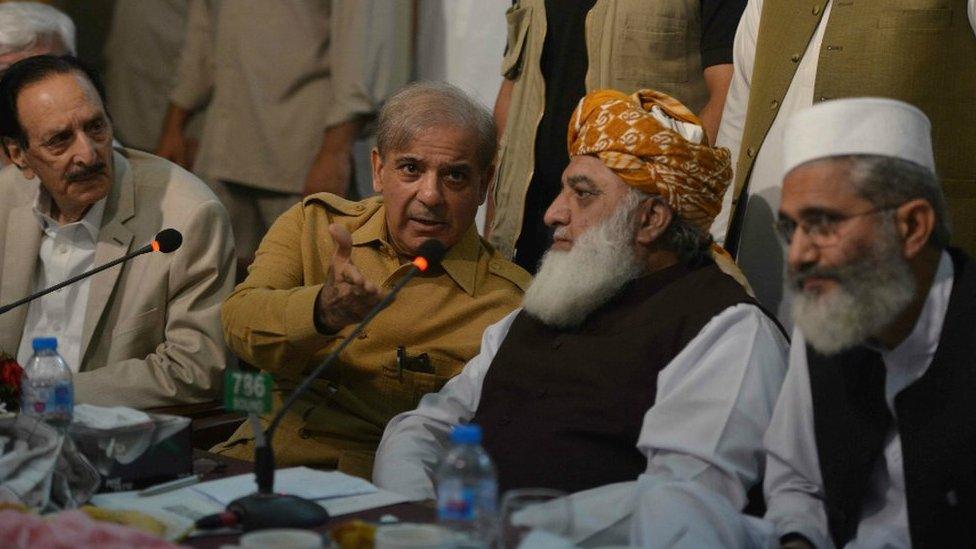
xmin=438 ymin=483 xmax=475 ymax=521
xmin=437 ymin=479 xmax=497 ymax=521
xmin=25 ymin=381 xmax=73 ymax=417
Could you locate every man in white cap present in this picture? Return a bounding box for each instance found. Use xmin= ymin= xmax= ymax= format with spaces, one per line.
xmin=626 ymin=97 xmax=974 ymax=548
xmin=760 ymin=96 xmax=976 ymax=549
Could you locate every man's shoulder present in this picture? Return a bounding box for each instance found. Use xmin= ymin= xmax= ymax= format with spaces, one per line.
xmin=302 ymin=192 xmax=383 ymax=220
xmin=120 ymin=147 xmax=220 ymax=205
xmin=0 ymin=164 xmax=36 ymax=209
xmin=480 ymin=239 xmax=532 ymax=292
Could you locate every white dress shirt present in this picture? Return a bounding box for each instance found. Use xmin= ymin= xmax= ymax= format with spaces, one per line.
xmin=762 ymin=251 xmax=954 ymax=548
xmin=373 ymin=303 xmax=789 ymax=546
xmin=711 ymin=0 xmax=976 ymax=324
xmin=17 ymin=193 xmax=106 ymax=372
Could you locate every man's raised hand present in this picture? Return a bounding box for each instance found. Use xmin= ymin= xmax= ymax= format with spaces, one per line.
xmin=314 ymin=223 xmax=386 ymax=333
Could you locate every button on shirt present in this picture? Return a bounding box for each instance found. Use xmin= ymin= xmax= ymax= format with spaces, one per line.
xmin=16 ymin=193 xmax=106 ymax=372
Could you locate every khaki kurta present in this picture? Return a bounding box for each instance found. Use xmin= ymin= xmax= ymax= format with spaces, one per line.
xmin=215 ymin=194 xmax=529 ymax=478
xmin=170 ymin=0 xmax=412 ymax=194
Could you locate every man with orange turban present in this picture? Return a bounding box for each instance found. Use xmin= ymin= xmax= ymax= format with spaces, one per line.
xmin=373 ymin=89 xmax=788 ymax=545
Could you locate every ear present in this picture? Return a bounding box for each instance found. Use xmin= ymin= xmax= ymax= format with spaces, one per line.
xmin=478 ymin=164 xmax=495 ymax=206
xmin=634 ymin=197 xmax=672 ymax=246
xmin=370 ymin=148 xmax=384 ymax=194
xmin=3 ymin=137 xmax=34 ymax=179
xmin=894 ymin=198 xmax=935 ymax=259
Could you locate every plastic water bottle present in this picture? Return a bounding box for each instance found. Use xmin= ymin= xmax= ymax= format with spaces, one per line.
xmin=435 ymin=424 xmax=498 ymax=548
xmin=21 ymin=337 xmax=73 ymax=431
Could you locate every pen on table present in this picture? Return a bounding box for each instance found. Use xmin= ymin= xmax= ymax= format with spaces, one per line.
xmin=138 ymin=474 xmax=202 ymax=497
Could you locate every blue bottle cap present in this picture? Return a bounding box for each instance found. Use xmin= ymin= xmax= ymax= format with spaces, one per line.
xmin=31 ymin=337 xmax=58 ymax=351
xmin=450 ymin=424 xmax=482 ymax=444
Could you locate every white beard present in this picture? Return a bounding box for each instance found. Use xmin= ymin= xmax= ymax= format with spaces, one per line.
xmin=790 ymin=222 xmax=916 ymax=355
xmin=522 ymin=196 xmax=645 ymax=329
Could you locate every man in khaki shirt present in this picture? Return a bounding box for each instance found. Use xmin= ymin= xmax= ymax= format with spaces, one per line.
xmin=214 ymin=82 xmax=530 ymax=478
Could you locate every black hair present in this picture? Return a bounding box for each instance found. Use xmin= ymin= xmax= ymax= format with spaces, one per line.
xmin=0 ymin=54 xmax=107 ymax=147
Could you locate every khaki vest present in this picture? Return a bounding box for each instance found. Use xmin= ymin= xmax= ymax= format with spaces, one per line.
xmin=489 ymin=0 xmax=708 ymax=258
xmin=732 ymin=0 xmax=976 ymax=254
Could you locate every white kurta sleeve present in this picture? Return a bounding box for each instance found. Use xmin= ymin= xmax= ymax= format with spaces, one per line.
xmin=372 ymin=310 xmax=520 ymax=500
xmin=548 ymin=304 xmax=789 ymax=546
xmin=761 ymin=329 xmax=834 ymax=548
xmin=710 ymin=0 xmax=763 ymax=245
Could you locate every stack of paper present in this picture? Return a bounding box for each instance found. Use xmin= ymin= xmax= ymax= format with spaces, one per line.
xmin=190 ymin=467 xmax=378 ymax=506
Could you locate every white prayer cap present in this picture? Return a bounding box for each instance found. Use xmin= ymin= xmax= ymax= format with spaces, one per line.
xmin=782 ymin=97 xmax=935 ymax=177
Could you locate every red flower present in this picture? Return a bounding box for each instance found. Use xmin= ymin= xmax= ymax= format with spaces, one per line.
xmin=0 ymin=359 xmax=23 ymax=390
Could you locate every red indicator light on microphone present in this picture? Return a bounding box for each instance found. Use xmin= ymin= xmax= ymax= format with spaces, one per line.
xmin=150 ymin=240 xmax=161 ymax=252
xmin=412 ymin=257 xmax=429 ymax=272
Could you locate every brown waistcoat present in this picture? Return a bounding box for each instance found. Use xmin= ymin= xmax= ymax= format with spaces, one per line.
xmin=472 ymin=261 xmax=755 ymax=493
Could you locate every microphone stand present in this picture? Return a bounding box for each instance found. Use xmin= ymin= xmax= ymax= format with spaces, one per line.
xmin=0 ymin=228 xmax=181 ymax=316
xmin=225 ymin=252 xmax=439 ymax=531
xmin=0 ymin=243 xmax=153 ymax=316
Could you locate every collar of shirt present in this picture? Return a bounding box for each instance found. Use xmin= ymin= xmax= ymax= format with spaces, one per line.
xmin=351 ymin=207 xmax=483 ymax=296
xmin=32 ymin=187 xmax=106 ymax=242
xmin=876 ymin=250 xmax=954 ymax=410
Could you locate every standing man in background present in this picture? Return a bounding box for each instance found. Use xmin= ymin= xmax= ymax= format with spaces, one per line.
xmin=712 ymin=0 xmax=976 ymax=324
xmin=157 ymin=0 xmax=411 ymax=273
xmin=103 ymin=0 xmax=202 ymax=155
xmin=488 ymin=0 xmax=745 ymax=272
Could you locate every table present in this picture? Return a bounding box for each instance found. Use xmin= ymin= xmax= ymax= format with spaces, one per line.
xmin=183 ymin=450 xmax=435 ymax=548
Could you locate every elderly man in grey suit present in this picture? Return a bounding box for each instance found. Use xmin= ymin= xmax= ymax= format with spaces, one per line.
xmin=0 ymin=55 xmax=235 ymax=409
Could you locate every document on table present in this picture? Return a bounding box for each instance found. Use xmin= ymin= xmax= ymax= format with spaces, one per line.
xmin=189 ymin=466 xmax=378 ymax=506
xmin=91 ymin=468 xmax=411 ymax=540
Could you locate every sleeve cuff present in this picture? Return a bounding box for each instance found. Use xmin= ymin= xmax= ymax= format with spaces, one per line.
xmin=284 ymin=284 xmax=337 ymax=355
xmin=701 ymin=47 xmax=734 ymax=69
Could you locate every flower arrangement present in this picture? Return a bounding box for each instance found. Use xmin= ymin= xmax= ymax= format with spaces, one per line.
xmin=0 ymin=348 xmax=23 ymax=414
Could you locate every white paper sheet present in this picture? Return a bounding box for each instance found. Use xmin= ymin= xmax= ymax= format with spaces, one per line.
xmin=189 ymin=467 xmax=378 ymax=506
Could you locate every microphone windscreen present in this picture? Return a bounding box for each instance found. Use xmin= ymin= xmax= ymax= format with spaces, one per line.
xmin=417 ymin=239 xmax=447 ymax=268
xmin=153 ymin=229 xmax=183 ymax=253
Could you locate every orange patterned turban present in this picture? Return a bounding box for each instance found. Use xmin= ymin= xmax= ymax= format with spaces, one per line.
xmin=567 ymin=89 xmax=733 ymax=233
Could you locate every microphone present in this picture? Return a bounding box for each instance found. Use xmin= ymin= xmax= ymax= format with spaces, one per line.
xmin=199 ymin=239 xmax=447 ymax=532
xmin=0 ymin=229 xmax=183 ymax=316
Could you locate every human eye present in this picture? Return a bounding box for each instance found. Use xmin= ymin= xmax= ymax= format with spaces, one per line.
xmin=444 ymin=167 xmax=470 ymax=185
xmin=572 ymin=186 xmax=595 ymax=199
xmin=805 ymin=212 xmax=842 ymax=238
xmin=86 ymin=119 xmax=108 ymax=137
xmin=44 ymin=131 xmax=71 ymax=150
xmin=397 ymin=161 xmax=420 ymax=177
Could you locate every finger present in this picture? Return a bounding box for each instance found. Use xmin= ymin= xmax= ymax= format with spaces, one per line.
xmin=329 ymin=223 xmax=354 ymax=266
xmin=343 ymin=263 xmax=366 ymax=287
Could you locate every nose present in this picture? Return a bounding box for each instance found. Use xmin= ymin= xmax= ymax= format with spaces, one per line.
xmin=70 ymin=131 xmax=98 ymax=166
xmin=786 ymin=226 xmax=820 ymax=272
xmin=416 ymin=171 xmax=445 ymax=208
xmin=543 ymin=189 xmax=569 ymax=228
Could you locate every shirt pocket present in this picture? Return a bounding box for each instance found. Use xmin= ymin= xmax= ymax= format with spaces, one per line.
xmin=612 ymin=12 xmax=689 ymax=87
xmin=501 ymin=4 xmax=532 ymax=79
xmin=379 ymin=351 xmax=461 ymax=415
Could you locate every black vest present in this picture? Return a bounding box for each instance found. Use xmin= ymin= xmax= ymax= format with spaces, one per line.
xmin=808 ymin=248 xmax=976 ymax=548
xmin=472 ymin=261 xmax=757 ymax=494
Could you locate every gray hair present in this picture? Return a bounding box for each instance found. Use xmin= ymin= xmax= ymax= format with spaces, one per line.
xmin=843 ymin=154 xmax=951 ymax=248
xmin=0 ymin=2 xmax=76 ymax=57
xmin=627 ymin=188 xmax=712 ymax=265
xmin=376 ymin=81 xmax=496 ymax=173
